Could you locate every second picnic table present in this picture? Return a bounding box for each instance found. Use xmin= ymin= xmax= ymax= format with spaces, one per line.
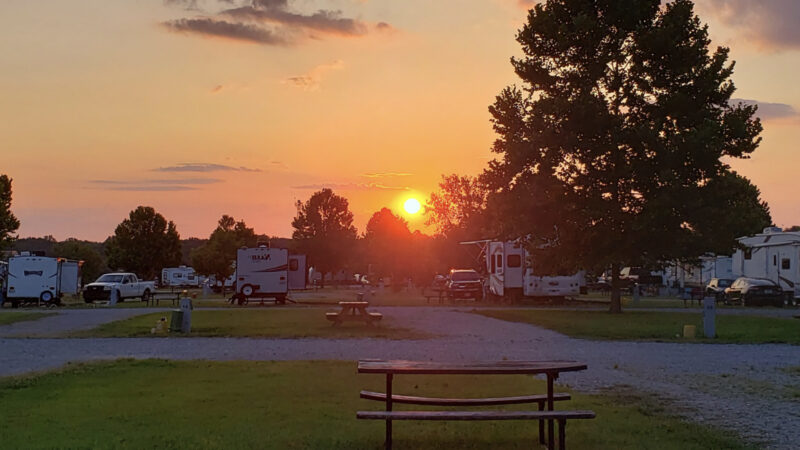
xmin=326 ymin=301 xmax=383 ymax=326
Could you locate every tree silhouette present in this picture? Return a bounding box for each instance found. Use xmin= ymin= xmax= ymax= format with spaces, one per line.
xmin=0 ymin=175 xmax=21 ymax=251
xmin=292 ymin=189 xmax=357 ymax=287
xmin=105 ymin=206 xmax=181 ymax=280
xmin=485 ymin=0 xmax=765 ymax=312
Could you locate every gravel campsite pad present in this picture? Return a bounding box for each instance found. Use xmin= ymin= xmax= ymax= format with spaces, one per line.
xmin=0 ymin=306 xmax=798 ymax=448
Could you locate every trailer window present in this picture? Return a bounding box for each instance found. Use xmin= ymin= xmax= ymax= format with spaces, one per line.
xmin=289 ymin=259 xmax=299 ymax=271
xmin=490 ymin=255 xmax=496 ymax=273
xmin=773 ymin=255 xmax=777 ymax=266
xmin=507 ymin=254 xmax=521 ymax=268
xmin=496 ymin=254 xmax=503 ymax=271
xmin=782 ymin=258 xmax=790 ymax=270
xmin=743 ymin=249 xmax=751 ymax=260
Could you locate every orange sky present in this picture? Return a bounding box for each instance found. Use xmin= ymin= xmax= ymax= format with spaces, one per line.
xmin=2 ymin=1 xmax=798 ymax=241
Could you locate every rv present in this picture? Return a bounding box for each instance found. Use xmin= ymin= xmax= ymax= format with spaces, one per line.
xmin=662 ymin=255 xmax=733 ymax=289
xmin=4 ymin=254 xmax=82 ymax=307
xmin=732 ymin=227 xmax=800 ymax=302
xmin=232 ymin=246 xmax=306 ymax=304
xmin=161 ymin=266 xmax=200 ymax=288
xmin=462 ymin=240 xmax=584 ymax=300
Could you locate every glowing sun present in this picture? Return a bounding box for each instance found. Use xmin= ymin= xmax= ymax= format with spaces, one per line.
xmin=403 ymin=198 xmax=422 ymax=214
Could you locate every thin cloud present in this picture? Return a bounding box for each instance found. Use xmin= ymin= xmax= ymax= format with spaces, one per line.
xmin=162 ymin=18 xmax=290 ymax=45
xmin=90 ymin=178 xmax=223 ymax=185
xmin=292 ymin=182 xmax=409 ymax=191
xmin=515 ymin=0 xmax=538 ymax=9
xmin=154 ymin=163 xmax=262 ymax=172
xmin=283 ymin=60 xmax=344 ymax=91
xmin=87 ymin=177 xmax=222 ymax=192
xmin=361 ymin=172 xmax=413 ymax=178
xmin=701 ymin=0 xmax=800 ymax=50
xmin=731 ymin=98 xmax=798 ymax=120
xmin=162 ymin=0 xmax=393 ymax=46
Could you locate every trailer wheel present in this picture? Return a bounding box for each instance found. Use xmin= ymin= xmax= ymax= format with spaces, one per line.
xmin=241 ymin=285 xmax=255 ymax=297
xmin=40 ymin=291 xmax=54 ymax=304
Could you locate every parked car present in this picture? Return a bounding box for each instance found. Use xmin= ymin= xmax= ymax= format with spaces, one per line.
xmin=723 ymin=277 xmax=783 ymax=307
xmin=705 ymin=278 xmax=734 ymax=301
xmin=446 ymin=269 xmax=483 ymax=301
xmin=83 ymin=273 xmax=155 ymax=303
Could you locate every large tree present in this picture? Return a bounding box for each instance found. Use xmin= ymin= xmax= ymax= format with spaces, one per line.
xmin=364 ymin=207 xmax=414 ymax=283
xmin=291 ymin=189 xmax=357 ymax=287
xmin=0 ymin=175 xmax=21 ymax=251
xmin=425 ymin=174 xmax=489 ymax=241
xmin=191 ymin=215 xmax=257 ymax=293
xmin=105 ymin=206 xmax=182 ymax=279
xmin=485 ymin=0 xmax=765 ymax=312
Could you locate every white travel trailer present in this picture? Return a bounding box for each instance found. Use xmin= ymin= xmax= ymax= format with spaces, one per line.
xmin=233 ymin=246 xmax=307 ymax=304
xmin=663 ymin=255 xmax=734 ymax=288
xmin=462 ymin=240 xmax=584 ymax=300
xmin=4 ymin=254 xmax=82 ymax=306
xmin=732 ymin=227 xmax=800 ymax=302
xmin=161 ymin=266 xmax=199 ymax=288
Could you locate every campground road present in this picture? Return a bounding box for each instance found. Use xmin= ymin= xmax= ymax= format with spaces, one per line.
xmin=0 ymin=306 xmax=798 ymax=448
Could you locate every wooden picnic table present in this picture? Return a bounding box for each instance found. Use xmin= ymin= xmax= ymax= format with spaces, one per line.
xmin=357 ymin=360 xmax=590 ymax=450
xmin=326 ymin=301 xmax=383 ymax=326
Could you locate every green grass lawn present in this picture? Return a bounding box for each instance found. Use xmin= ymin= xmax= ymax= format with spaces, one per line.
xmin=0 ymin=359 xmax=751 ymax=449
xmin=475 ymin=309 xmax=800 ymax=344
xmin=70 ymin=309 xmax=430 ymax=339
xmin=0 ymin=311 xmax=53 ymax=326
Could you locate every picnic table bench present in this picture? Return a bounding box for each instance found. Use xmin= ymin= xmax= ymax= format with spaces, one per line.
xmin=147 ymin=291 xmax=181 ymax=307
xmin=357 ymin=360 xmax=594 ymax=450
xmin=326 ymin=302 xmax=382 ymax=326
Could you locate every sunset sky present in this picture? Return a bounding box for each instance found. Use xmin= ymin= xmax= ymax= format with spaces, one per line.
xmin=2 ymin=0 xmax=799 ymax=241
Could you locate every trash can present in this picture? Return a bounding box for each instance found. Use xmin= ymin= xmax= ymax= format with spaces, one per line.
xmin=169 ymin=309 xmax=183 ymax=332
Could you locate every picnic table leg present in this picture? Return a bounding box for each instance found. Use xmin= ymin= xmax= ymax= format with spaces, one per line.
xmin=547 ymin=372 xmax=555 ymax=450
xmin=385 ymin=373 xmax=393 ymax=450
xmin=538 ymin=401 xmax=545 ymax=445
xmin=558 ymin=419 xmax=566 ymax=450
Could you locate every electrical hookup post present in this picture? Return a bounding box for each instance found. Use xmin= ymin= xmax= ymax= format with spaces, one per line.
xmin=702 ymin=296 xmax=716 ymax=339
xmin=179 ymin=290 xmax=193 ymax=333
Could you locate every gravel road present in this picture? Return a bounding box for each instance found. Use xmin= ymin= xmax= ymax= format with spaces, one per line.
xmin=0 ymin=306 xmax=798 ymax=448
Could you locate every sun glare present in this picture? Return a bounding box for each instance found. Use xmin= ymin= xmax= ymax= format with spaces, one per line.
xmin=403 ymin=198 xmax=421 ymax=215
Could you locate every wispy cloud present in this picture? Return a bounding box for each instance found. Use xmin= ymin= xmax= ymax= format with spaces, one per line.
xmin=283 ymin=60 xmax=344 ymax=91
xmin=162 ymin=18 xmax=290 ymax=45
xmin=700 ymin=0 xmax=800 ymax=50
xmin=361 ymin=172 xmax=413 ymax=178
xmin=292 ymin=182 xmax=409 ymax=191
xmin=730 ymin=98 xmax=798 ymax=120
xmin=153 ymin=163 xmax=262 ymax=172
xmin=163 ymin=0 xmax=393 ymax=46
xmin=87 ymin=177 xmax=223 ymax=192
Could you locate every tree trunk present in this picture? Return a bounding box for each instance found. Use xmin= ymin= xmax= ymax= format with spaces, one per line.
xmin=609 ymin=262 xmax=622 ymax=313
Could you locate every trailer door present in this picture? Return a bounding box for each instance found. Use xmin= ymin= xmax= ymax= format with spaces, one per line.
xmin=288 ymin=255 xmax=307 ymax=290
xmin=488 ymin=242 xmax=504 ymax=296
xmin=503 ymin=242 xmax=524 ymax=289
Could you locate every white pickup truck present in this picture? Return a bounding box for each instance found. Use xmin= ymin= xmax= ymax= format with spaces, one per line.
xmin=83 ymin=273 xmax=156 ymax=303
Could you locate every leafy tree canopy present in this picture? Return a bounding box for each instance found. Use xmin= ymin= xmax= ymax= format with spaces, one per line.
xmin=0 ymin=175 xmax=21 ymax=251
xmin=105 ymin=206 xmax=182 ymax=280
xmin=191 ymin=215 xmax=257 ymax=291
xmin=485 ymin=0 xmax=766 ymax=312
xmin=364 ymin=207 xmax=413 ymax=280
xmin=291 ymin=189 xmax=357 ymax=286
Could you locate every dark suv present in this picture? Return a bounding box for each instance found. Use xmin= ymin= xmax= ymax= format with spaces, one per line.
xmin=446 ymin=269 xmax=483 ymax=301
